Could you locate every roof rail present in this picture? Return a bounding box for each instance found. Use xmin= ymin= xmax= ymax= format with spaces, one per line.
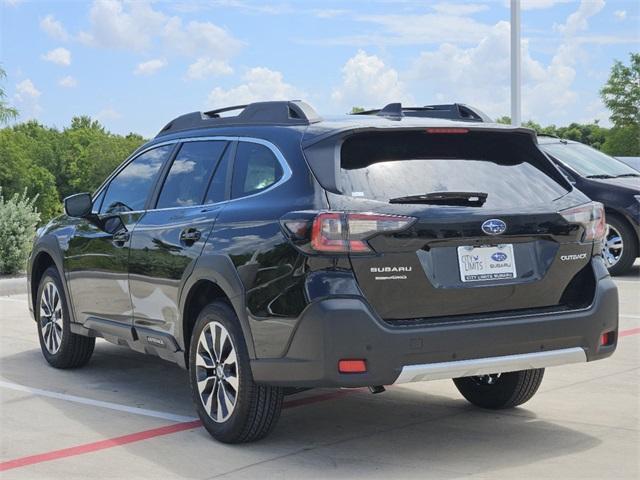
xmin=352 ymin=103 xmax=493 ymax=123
xmin=155 ymin=100 xmax=322 ymax=138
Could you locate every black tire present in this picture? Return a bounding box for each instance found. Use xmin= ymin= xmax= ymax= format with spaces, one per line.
xmin=36 ymin=267 xmax=95 ymax=369
xmin=604 ymin=214 xmax=638 ymax=276
xmin=189 ymin=301 xmax=284 ymax=443
xmin=453 ymin=368 xmax=544 ymax=409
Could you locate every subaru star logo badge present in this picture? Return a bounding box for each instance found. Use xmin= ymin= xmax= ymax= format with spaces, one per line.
xmin=491 ymin=252 xmax=508 ymax=262
xmin=482 ymin=219 xmax=507 ymax=235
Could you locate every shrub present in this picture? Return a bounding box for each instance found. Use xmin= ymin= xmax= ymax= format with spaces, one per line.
xmin=0 ymin=188 xmax=40 ymax=275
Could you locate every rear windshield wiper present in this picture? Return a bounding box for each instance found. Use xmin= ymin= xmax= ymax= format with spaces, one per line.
xmin=389 ymin=191 xmax=488 ymax=206
xmin=614 ymin=173 xmax=640 ymax=178
xmin=585 ymin=174 xmax=615 ymax=179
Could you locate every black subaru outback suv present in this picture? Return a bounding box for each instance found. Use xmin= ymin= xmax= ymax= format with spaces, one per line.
xmin=28 ymin=101 xmax=618 ymax=443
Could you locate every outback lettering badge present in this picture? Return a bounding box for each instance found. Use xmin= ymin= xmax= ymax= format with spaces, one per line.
xmin=560 ymin=253 xmax=588 ymax=261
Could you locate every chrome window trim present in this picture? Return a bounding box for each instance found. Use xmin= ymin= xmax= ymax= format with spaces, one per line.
xmin=92 ymin=136 xmax=293 ymax=215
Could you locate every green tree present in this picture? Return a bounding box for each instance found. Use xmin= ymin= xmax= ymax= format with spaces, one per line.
xmin=0 ymin=188 xmax=40 ymax=274
xmin=350 ymin=106 xmax=365 ymax=113
xmin=0 ymin=117 xmax=145 ymax=223
xmin=0 ymin=126 xmax=61 ymax=219
xmin=0 ymin=66 xmax=18 ymax=124
xmin=602 ymin=124 xmax=640 ymax=156
xmin=600 ymin=53 xmax=640 ymax=127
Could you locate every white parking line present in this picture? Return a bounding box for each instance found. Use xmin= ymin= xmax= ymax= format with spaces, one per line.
xmin=0 ymin=297 xmax=28 ymax=303
xmin=0 ymin=380 xmax=197 ymax=423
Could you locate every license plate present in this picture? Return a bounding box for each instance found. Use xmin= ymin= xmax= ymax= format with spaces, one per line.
xmin=457 ymin=244 xmax=517 ymax=282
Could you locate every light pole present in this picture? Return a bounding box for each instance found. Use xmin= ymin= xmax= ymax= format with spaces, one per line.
xmin=511 ymin=0 xmax=521 ymax=126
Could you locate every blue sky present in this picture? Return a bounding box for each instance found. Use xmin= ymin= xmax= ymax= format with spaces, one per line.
xmin=1 ymin=0 xmax=638 ymax=137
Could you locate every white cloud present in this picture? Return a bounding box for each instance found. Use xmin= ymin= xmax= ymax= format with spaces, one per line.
xmin=334 ymin=13 xmax=494 ymax=46
xmin=554 ymin=0 xmax=605 ymax=35
xmin=79 ymin=1 xmax=243 ymax=77
xmin=40 ymin=14 xmax=69 ymax=41
xmin=432 ymin=3 xmax=489 ymax=15
xmin=58 ymin=75 xmax=77 ymax=88
xmin=79 ymin=0 xmax=166 ymax=51
xmin=96 ymin=106 xmax=122 ymax=122
xmin=520 ymin=0 xmax=572 ymax=10
xmin=614 ymin=10 xmax=627 ymax=20
xmin=186 ymin=58 xmax=233 ymax=80
xmin=207 ymin=67 xmax=304 ymax=107
xmin=14 ymin=79 xmax=42 ymax=118
xmin=134 ymin=58 xmax=167 ymax=76
xmin=1 ymin=0 xmax=25 ymax=6
xmin=407 ymin=0 xmax=607 ymax=125
xmin=409 ymin=21 xmax=575 ymax=122
xmin=313 ymin=8 xmax=348 ymax=18
xmin=161 ymin=17 xmax=243 ymax=59
xmin=15 ymin=79 xmax=41 ymax=101
xmin=331 ymin=50 xmax=412 ymax=109
xmin=207 ymin=0 xmax=292 ymax=15
xmin=42 ymin=47 xmax=71 ymax=66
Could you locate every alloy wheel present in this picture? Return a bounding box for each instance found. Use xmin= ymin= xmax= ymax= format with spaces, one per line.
xmin=473 ymin=373 xmax=502 ymax=385
xmin=195 ymin=321 xmax=239 ymax=423
xmin=602 ymin=223 xmax=623 ymax=268
xmin=40 ymin=282 xmax=63 ymax=354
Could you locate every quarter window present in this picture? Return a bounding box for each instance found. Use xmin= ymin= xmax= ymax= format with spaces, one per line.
xmin=157 ymin=141 xmax=227 ymax=209
xmin=101 ymin=145 xmax=172 ymax=214
xmin=231 ymin=142 xmax=283 ymax=199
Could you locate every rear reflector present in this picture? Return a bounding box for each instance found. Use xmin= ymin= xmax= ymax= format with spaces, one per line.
xmin=600 ymin=331 xmax=615 ymax=346
xmin=338 ymin=359 xmax=367 ymax=374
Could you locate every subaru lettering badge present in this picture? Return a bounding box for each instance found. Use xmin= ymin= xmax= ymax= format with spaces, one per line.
xmin=481 ymin=219 xmax=507 ymax=236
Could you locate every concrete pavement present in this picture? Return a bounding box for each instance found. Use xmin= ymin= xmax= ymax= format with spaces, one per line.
xmin=0 ymin=267 xmax=638 ymax=479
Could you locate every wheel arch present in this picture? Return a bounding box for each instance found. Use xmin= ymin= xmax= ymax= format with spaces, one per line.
xmin=179 ymin=255 xmax=255 ymax=367
xmin=29 ymin=237 xmax=72 ymax=322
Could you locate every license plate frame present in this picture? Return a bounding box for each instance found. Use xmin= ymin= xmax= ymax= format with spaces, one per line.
xmin=457 ymin=244 xmax=517 ymax=283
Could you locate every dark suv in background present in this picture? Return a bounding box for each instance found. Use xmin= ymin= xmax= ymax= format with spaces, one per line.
xmin=538 ymin=136 xmax=640 ymax=275
xmin=28 ymin=101 xmax=618 ymax=443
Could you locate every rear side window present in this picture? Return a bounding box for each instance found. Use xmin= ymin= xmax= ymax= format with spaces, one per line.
xmin=156 ymin=141 xmax=227 ymax=209
xmin=231 ymin=142 xmax=283 ymax=199
xmin=338 ymin=131 xmax=568 ymax=207
xmin=101 ymin=145 xmax=172 ymax=214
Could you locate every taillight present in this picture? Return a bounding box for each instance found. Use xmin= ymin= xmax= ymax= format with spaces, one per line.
xmin=560 ymin=202 xmax=606 ymax=242
xmin=282 ymin=211 xmax=416 ymax=254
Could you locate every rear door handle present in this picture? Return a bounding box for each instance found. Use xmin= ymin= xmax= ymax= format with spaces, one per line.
xmin=180 ymin=228 xmax=201 ymax=245
xmin=112 ymin=231 xmax=130 ymax=247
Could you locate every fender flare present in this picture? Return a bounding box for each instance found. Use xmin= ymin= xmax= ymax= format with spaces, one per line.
xmin=29 ymin=235 xmax=77 ymax=323
xmin=177 ymin=254 xmax=256 ymax=359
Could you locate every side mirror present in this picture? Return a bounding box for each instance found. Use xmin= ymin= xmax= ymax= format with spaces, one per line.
xmin=64 ymin=193 xmax=93 ymax=218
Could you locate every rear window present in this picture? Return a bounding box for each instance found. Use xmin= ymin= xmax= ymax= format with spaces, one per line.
xmin=339 ymin=131 xmax=568 ymax=207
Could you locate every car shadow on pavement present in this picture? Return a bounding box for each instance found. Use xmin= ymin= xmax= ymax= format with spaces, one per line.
xmin=0 ymin=342 xmax=602 ymax=478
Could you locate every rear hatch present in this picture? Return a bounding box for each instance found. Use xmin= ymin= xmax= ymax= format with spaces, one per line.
xmin=305 ymin=128 xmax=599 ymax=323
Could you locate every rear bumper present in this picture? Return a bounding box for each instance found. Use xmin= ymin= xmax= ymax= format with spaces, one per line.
xmin=251 ymin=268 xmax=618 ymax=388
